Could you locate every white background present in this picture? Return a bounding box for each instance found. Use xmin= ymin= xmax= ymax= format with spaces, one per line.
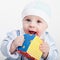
xmin=0 ymin=0 xmax=60 ymax=60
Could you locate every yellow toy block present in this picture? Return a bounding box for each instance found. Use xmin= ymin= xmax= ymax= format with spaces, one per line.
xmin=27 ymin=36 xmax=43 ymax=60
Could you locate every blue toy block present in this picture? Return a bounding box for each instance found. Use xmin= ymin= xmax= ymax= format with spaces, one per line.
xmin=18 ymin=34 xmax=35 ymax=52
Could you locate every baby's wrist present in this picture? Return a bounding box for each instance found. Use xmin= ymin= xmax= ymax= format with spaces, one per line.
xmin=42 ymin=52 xmax=49 ymax=59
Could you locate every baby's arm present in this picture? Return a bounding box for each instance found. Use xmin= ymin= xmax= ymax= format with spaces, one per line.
xmin=45 ymin=40 xmax=58 ymax=60
xmin=1 ymin=30 xmax=24 ymax=59
xmin=40 ymin=32 xmax=58 ymax=60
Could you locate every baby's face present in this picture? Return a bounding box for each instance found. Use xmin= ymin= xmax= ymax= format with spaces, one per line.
xmin=22 ymin=15 xmax=48 ymax=36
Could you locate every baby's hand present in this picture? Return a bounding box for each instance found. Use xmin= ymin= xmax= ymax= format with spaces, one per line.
xmin=39 ymin=40 xmax=50 ymax=59
xmin=14 ymin=35 xmax=24 ymax=47
xmin=10 ymin=35 xmax=24 ymax=54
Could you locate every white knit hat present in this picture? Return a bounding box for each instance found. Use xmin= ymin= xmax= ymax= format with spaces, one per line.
xmin=21 ymin=0 xmax=51 ymax=24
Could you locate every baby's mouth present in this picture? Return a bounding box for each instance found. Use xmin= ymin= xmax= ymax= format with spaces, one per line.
xmin=29 ymin=31 xmax=37 ymax=35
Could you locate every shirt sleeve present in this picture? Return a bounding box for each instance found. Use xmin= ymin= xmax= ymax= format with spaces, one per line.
xmin=1 ymin=30 xmax=20 ymax=59
xmin=44 ymin=32 xmax=59 ymax=60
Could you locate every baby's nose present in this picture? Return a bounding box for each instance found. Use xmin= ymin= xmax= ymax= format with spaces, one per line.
xmin=29 ymin=22 xmax=36 ymax=28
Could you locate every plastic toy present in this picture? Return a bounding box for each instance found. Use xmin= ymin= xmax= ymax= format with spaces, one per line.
xmin=17 ymin=34 xmax=43 ymax=60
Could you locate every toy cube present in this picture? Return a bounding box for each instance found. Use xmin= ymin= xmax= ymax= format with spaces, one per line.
xmin=18 ymin=34 xmax=43 ymax=60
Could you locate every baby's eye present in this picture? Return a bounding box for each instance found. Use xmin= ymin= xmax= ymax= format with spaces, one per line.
xmin=26 ymin=19 xmax=31 ymax=22
xmin=37 ymin=20 xmax=42 ymax=23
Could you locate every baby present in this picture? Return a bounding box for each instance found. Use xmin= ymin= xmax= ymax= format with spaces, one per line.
xmin=1 ymin=1 xmax=58 ymax=60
